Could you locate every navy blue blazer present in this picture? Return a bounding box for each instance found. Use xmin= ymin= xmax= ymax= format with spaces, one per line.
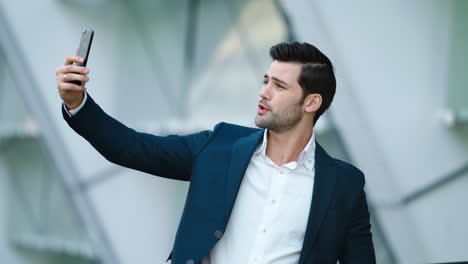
xmin=63 ymin=94 xmax=376 ymax=264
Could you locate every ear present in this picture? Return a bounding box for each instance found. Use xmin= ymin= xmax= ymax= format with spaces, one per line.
xmin=303 ymin=94 xmax=322 ymax=113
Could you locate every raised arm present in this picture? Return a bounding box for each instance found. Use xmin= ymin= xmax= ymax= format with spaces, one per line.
xmin=56 ymin=55 xmax=219 ymax=181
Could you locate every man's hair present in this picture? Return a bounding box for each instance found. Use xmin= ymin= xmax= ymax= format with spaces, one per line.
xmin=270 ymin=42 xmax=336 ymax=125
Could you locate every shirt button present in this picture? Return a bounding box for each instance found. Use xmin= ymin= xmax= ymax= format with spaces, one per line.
xmin=186 ymin=259 xmax=194 ymax=264
xmin=272 ymin=200 xmax=276 ymax=204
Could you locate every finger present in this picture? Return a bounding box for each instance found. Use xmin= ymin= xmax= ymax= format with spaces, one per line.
xmin=57 ymin=65 xmax=89 ymax=75
xmin=62 ymin=73 xmax=89 ymax=83
xmin=64 ymin=55 xmax=84 ymax=65
xmin=58 ymin=82 xmax=86 ymax=92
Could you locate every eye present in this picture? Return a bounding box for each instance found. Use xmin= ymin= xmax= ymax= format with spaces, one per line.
xmin=276 ymin=83 xmax=286 ymax=89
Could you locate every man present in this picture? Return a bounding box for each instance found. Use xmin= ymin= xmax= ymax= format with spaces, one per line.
xmin=56 ymin=42 xmax=376 ymax=264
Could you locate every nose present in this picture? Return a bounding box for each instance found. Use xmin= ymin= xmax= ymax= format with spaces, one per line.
xmin=259 ymin=83 xmax=271 ymax=100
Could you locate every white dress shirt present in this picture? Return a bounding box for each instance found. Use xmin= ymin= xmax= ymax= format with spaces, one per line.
xmin=201 ymin=129 xmax=316 ymax=264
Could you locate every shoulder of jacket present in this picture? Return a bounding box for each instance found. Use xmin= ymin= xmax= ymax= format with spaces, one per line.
xmin=333 ymin=158 xmax=366 ymax=185
xmin=213 ymin=122 xmax=261 ymax=134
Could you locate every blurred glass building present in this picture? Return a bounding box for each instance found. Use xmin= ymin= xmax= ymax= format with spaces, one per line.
xmin=1 ymin=0 xmax=467 ymax=263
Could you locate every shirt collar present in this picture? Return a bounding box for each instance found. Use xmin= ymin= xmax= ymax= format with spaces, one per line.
xmin=254 ymin=129 xmax=316 ymax=172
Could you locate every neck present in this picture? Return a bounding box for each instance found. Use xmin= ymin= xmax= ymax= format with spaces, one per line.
xmin=265 ymin=121 xmax=314 ymax=166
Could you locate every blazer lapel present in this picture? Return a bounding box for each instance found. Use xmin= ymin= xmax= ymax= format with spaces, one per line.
xmin=224 ymin=129 xmax=264 ymax=222
xmin=299 ymin=140 xmax=337 ymax=263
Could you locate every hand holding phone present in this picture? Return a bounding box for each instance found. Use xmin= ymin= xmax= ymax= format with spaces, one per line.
xmin=55 ymin=28 xmax=94 ymax=109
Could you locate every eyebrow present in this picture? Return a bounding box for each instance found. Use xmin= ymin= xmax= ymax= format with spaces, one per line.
xmin=264 ymin=74 xmax=290 ymax=87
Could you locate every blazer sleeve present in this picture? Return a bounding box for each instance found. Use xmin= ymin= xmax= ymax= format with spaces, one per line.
xmin=339 ymin=171 xmax=376 ymax=264
xmin=62 ymin=93 xmax=221 ymax=181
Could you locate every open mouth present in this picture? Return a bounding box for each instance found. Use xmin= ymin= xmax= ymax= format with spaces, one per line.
xmin=258 ymin=103 xmax=270 ymax=114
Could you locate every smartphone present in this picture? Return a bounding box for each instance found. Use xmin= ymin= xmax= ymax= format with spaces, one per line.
xmin=72 ymin=28 xmax=94 ymax=85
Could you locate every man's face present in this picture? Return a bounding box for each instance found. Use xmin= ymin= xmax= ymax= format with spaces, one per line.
xmin=255 ymin=60 xmax=304 ymax=133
